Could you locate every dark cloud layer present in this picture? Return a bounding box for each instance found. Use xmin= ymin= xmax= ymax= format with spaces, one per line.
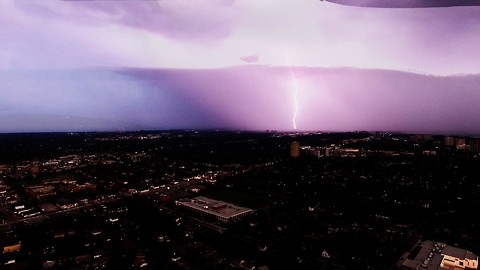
xmin=1 ymin=67 xmax=479 ymax=134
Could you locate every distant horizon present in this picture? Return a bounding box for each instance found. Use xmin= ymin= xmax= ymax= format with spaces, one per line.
xmin=3 ymin=64 xmax=480 ymax=77
xmin=1 ymin=128 xmax=479 ymax=138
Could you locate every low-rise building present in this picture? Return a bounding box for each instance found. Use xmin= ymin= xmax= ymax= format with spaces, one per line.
xmin=398 ymin=240 xmax=478 ymax=270
xmin=26 ymin=185 xmax=56 ymax=199
xmin=176 ymin=196 xmax=252 ymax=222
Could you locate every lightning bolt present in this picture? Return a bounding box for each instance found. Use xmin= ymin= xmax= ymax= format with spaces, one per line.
xmin=284 ymin=50 xmax=299 ymax=130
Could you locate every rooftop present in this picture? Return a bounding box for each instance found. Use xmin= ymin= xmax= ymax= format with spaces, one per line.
xmin=176 ymin=196 xmax=252 ymax=219
xmin=399 ymin=240 xmax=479 ymax=270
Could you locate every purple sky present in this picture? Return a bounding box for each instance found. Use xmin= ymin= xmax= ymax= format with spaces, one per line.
xmin=1 ymin=1 xmax=480 ymax=133
xmin=327 ymin=0 xmax=480 ymax=8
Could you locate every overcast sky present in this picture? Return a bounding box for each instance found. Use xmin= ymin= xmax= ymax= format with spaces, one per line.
xmin=1 ymin=1 xmax=480 ymax=133
xmin=2 ymin=0 xmax=480 ymax=74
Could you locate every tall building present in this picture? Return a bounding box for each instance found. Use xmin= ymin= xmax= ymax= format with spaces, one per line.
xmin=455 ymin=137 xmax=468 ymax=150
xmin=444 ymin=136 xmax=455 ymax=147
xmin=290 ymin=141 xmax=300 ymax=158
xmin=470 ymin=139 xmax=480 ymax=153
xmin=456 ymin=137 xmax=466 ymax=146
